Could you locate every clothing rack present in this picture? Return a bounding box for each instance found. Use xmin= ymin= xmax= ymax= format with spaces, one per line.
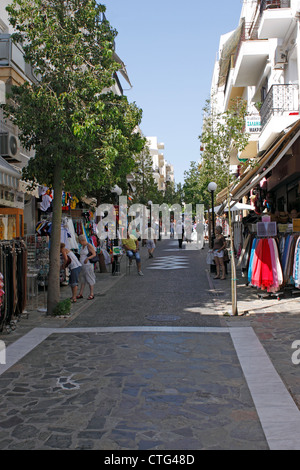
xmin=239 ymin=231 xmax=300 ymax=301
xmin=0 ymin=239 xmax=27 ymax=333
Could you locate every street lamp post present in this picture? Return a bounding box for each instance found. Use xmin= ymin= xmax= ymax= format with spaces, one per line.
xmin=208 ymin=182 xmax=217 ymax=249
xmin=147 ymin=200 xmax=152 ymax=246
xmin=147 ymin=200 xmax=152 ymax=227
xmin=111 ymin=184 xmax=122 ymax=276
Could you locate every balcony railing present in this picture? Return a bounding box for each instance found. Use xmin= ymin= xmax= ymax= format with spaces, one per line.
xmin=0 ymin=34 xmax=38 ymax=83
xmin=233 ymin=22 xmax=260 ymax=68
xmin=260 ymin=84 xmax=299 ymax=130
xmin=260 ymin=0 xmax=290 ymax=15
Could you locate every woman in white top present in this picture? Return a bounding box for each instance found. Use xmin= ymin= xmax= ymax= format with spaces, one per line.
xmin=77 ymin=234 xmax=97 ymax=300
xmin=60 ymin=243 xmax=82 ymax=302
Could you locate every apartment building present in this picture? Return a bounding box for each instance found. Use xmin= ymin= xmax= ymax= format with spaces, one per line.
xmin=146 ymin=137 xmax=175 ymax=192
xmin=0 ymin=1 xmax=132 ymax=236
xmin=0 ymin=1 xmax=34 ymax=237
xmin=211 ymin=0 xmax=300 ymax=216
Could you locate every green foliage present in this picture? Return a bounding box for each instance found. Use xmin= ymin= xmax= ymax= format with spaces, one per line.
xmin=3 ymin=0 xmax=145 ymax=197
xmin=52 ymin=298 xmax=71 ymax=316
xmin=3 ymin=0 xmax=146 ymax=314
xmin=184 ymin=97 xmax=250 ymax=208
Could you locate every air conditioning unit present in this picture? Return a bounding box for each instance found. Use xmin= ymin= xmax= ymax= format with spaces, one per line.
xmin=274 ymin=46 xmax=288 ymax=69
xmin=0 ymin=132 xmax=21 ymax=162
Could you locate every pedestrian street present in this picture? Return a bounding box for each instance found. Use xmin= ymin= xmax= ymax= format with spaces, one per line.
xmin=0 ymin=239 xmax=300 ymax=450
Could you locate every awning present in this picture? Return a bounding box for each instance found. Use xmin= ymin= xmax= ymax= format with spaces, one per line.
xmin=231 ymin=119 xmax=300 ymax=201
xmin=19 ymin=180 xmax=39 ymax=198
xmin=218 ymin=19 xmax=245 ymax=88
xmin=215 ymin=119 xmax=300 ymax=205
xmin=113 ymin=52 xmax=132 ymax=88
xmin=209 ymin=202 xmax=253 ymax=213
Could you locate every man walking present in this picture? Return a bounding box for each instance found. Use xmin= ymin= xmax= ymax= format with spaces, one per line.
xmin=146 ymin=223 xmax=157 ymax=258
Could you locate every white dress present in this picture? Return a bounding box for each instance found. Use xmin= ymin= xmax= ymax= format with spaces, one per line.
xmin=79 ymin=245 xmax=96 ymax=286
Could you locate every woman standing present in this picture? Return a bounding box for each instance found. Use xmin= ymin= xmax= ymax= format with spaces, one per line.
xmin=213 ymin=226 xmax=227 ymax=280
xmin=60 ymin=243 xmax=82 ymax=302
xmin=76 ymin=234 xmax=97 ymax=300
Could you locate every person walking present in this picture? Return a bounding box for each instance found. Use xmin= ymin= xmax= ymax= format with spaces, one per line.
xmin=146 ymin=223 xmax=157 ymax=258
xmin=176 ymin=219 xmax=184 ymax=248
xmin=60 ymin=243 xmax=82 ymax=303
xmin=213 ymin=226 xmax=227 ymax=280
xmin=122 ymin=232 xmax=143 ymax=276
xmin=76 ymin=234 xmax=97 ymax=300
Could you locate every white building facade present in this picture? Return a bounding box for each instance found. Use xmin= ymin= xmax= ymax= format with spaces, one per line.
xmin=146 ymin=137 xmax=175 ymax=192
xmin=210 ymin=0 xmax=300 ymax=214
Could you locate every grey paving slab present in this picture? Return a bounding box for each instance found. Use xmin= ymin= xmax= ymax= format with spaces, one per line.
xmin=230 ymin=327 xmax=300 ymax=450
xmin=0 ymin=328 xmax=268 ymax=450
xmin=1 ymin=325 xmax=300 ymax=449
xmin=0 ymin=240 xmax=300 ymax=450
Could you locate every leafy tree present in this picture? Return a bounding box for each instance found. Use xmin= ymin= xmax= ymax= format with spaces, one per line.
xmin=3 ymin=0 xmax=145 ymax=314
xmin=184 ymin=98 xmax=249 ymax=210
xmin=199 ymin=97 xmax=249 ymax=200
xmin=183 ymin=161 xmax=207 ymax=207
xmin=198 ymin=96 xmax=250 ymax=316
xmin=130 ymin=145 xmax=162 ymax=205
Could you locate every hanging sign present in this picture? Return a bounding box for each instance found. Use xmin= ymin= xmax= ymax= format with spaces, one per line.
xmin=245 ymin=116 xmax=261 ymax=134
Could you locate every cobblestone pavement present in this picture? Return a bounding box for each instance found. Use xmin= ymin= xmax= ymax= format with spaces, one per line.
xmin=0 ymin=330 xmax=268 ymax=450
xmin=0 ymin=239 xmax=300 ymax=450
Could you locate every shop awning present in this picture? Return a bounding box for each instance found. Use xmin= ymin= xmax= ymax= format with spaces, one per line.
xmin=209 ymin=202 xmax=253 ymax=213
xmin=230 ymin=119 xmax=300 ymax=201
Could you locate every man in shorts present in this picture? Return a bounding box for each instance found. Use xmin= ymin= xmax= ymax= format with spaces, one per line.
xmin=122 ymin=232 xmax=143 ymax=276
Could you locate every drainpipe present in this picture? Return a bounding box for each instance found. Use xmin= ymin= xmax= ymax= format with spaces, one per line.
xmin=297 ymin=12 xmax=300 ymax=113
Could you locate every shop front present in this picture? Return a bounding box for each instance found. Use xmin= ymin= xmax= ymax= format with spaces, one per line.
xmin=218 ymin=119 xmax=300 ymax=299
xmin=0 ymin=156 xmax=28 ymax=333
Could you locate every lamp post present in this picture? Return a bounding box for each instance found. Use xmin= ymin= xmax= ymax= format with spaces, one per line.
xmin=147 ymin=200 xmax=152 ymax=247
xmin=147 ymin=200 xmax=153 ymax=226
xmin=208 ymin=182 xmax=217 ymax=249
xmin=111 ymin=184 xmax=122 ymax=275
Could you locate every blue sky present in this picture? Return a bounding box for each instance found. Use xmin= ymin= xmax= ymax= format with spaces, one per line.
xmin=104 ymin=0 xmax=242 ymax=184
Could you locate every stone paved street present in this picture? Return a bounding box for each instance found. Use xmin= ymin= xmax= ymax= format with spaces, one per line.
xmin=0 ymin=239 xmax=300 ymax=450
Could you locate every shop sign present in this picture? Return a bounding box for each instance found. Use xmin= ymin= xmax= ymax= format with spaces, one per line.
xmin=246 ymin=116 xmax=261 ymax=134
xmin=257 ymin=222 xmax=277 ymax=237
xmin=113 ymin=246 xmax=121 ymax=256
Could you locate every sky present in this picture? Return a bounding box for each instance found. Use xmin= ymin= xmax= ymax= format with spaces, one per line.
xmin=103 ymin=0 xmax=243 ymax=185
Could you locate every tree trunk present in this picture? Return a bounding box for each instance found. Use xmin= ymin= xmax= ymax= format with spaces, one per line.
xmin=47 ymin=162 xmax=63 ymax=315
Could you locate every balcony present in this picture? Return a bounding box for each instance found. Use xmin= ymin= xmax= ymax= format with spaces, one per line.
xmin=232 ymin=23 xmax=269 ymax=87
xmin=259 ymin=84 xmax=299 ymax=149
xmin=260 ymin=0 xmax=290 ymax=14
xmin=258 ymin=0 xmax=294 ymax=39
xmin=0 ymin=34 xmax=38 ymax=84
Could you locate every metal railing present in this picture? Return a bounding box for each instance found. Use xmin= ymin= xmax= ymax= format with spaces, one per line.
xmin=233 ymin=22 xmax=260 ymax=68
xmin=0 ymin=34 xmax=38 ymax=83
xmin=260 ymin=0 xmax=290 ymax=15
xmin=260 ymin=84 xmax=299 ymax=130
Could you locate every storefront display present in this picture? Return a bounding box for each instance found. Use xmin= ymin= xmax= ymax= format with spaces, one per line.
xmin=0 ymin=208 xmax=24 ymax=240
xmin=0 ymin=240 xmax=27 ymax=333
